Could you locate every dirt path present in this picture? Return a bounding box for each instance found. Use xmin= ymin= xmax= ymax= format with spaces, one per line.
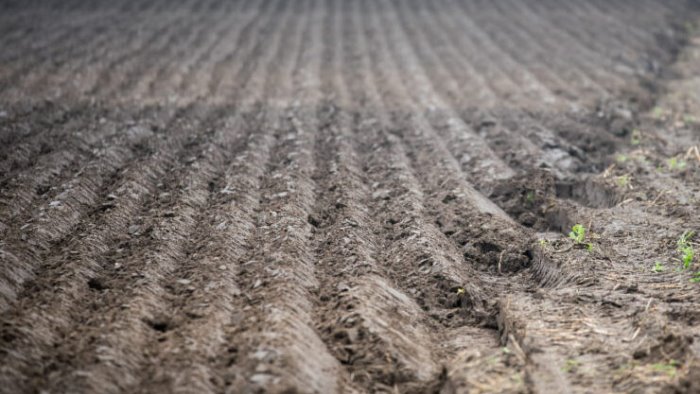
xmin=1 ymin=1 xmax=700 ymax=393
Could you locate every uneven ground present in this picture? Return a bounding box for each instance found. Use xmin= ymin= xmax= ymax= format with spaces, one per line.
xmin=1 ymin=1 xmax=700 ymax=393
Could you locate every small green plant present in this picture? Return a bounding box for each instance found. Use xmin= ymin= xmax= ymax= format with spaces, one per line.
xmin=677 ymin=231 xmax=696 ymax=270
xmin=569 ymin=224 xmax=586 ymax=244
xmin=616 ymin=175 xmax=630 ymax=188
xmin=652 ymin=261 xmax=665 ymax=273
xmin=678 ymin=231 xmax=695 ymax=249
xmin=630 ymin=129 xmax=642 ymax=145
xmin=652 ymin=107 xmax=665 ymax=120
xmin=615 ymin=154 xmax=628 ymax=164
xmin=667 ymin=157 xmax=687 ymax=171
xmin=569 ymin=224 xmax=593 ymax=251
xmin=681 ymin=246 xmax=695 ymax=270
xmin=562 ymin=359 xmax=580 ymax=373
xmin=652 ymin=360 xmax=679 ymax=377
xmin=683 ymin=114 xmax=697 ymax=125
xmin=691 ymin=272 xmax=700 ymax=283
xmin=525 ymin=190 xmax=536 ymax=205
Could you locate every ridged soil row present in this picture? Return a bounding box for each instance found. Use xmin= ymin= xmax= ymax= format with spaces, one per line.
xmin=290 ymin=0 xmax=325 ymax=105
xmin=0 ymin=105 xmax=211 ymax=391
xmin=325 ymin=2 xmax=527 ymax=390
xmin=134 ymin=109 xmax=271 ymax=394
xmin=317 ymin=8 xmax=444 ymax=388
xmin=0 ymin=104 xmax=166 ymax=205
xmin=0 ymin=107 xmax=193 ymax=325
xmin=0 ymin=106 xmax=179 ymax=310
xmin=138 ymin=11 xmax=233 ymax=104
xmin=587 ymin=0 xmax=672 ymax=44
xmin=498 ymin=1 xmax=628 ymax=95
xmin=221 ymin=108 xmax=347 ymax=393
xmin=411 ymin=0 xmax=556 ymax=109
xmin=174 ymin=1 xmax=254 ymax=102
xmin=208 ymin=0 xmax=279 ymax=102
xmin=227 ymin=0 xmax=298 ymax=107
xmin=245 ymin=0 xmax=310 ymax=106
xmin=0 ymin=109 xmax=125 ymax=234
xmin=369 ymin=5 xmax=604 ymax=392
xmin=435 ymin=1 xmax=523 ymax=104
xmin=118 ymin=12 xmax=211 ymax=103
xmin=0 ymin=106 xmax=92 ymax=176
xmin=529 ymin=1 xmax=639 ymax=74
xmin=31 ymin=12 xmax=154 ymax=99
xmin=402 ymin=1 xmax=501 ymax=108
xmin=91 ymin=11 xmax=193 ymax=100
xmin=29 ymin=12 xmax=149 ymax=100
xmin=35 ymin=108 xmax=247 ymax=394
xmin=210 ymin=3 xmax=350 ymax=391
xmin=372 ymin=1 xmax=515 ymax=186
xmin=51 ymin=12 xmax=167 ymax=100
xmin=0 ymin=11 xmax=78 ymax=64
xmin=447 ymin=0 xmax=575 ymax=107
xmin=369 ymin=0 xmax=535 ymax=276
xmin=0 ymin=11 xmax=118 ymax=97
xmin=390 ymin=0 xmax=538 ymax=189
xmin=136 ymin=1 xmax=317 ymax=389
xmin=441 ymin=0 xmax=564 ymax=108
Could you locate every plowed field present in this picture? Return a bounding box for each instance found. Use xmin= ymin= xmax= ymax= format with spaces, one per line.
xmin=2 ymin=1 xmax=700 ymax=393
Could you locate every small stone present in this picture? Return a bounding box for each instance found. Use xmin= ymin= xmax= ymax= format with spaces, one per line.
xmin=249 ymin=373 xmax=275 ymax=385
xmin=177 ymin=279 xmax=191 ymax=285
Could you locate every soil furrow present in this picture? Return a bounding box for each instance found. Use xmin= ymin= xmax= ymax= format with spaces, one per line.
xmin=2 ymin=1 xmax=700 ymax=392
xmin=0 ymin=114 xmax=166 ymax=310
xmin=34 ymin=108 xmax=241 ymax=393
xmin=208 ymin=0 xmax=278 ymax=101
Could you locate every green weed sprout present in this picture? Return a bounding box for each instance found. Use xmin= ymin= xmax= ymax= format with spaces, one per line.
xmin=691 ymin=272 xmax=700 ymax=283
xmin=630 ymin=129 xmax=642 ymax=145
xmin=562 ymin=359 xmax=580 ymax=373
xmin=616 ymin=175 xmax=629 ymax=188
xmin=569 ymin=224 xmax=586 ymax=244
xmin=681 ymin=246 xmax=695 ymax=270
xmin=678 ymin=231 xmax=695 ymax=249
xmin=683 ymin=114 xmax=697 ymax=125
xmin=569 ymin=224 xmax=593 ymax=251
xmin=525 ymin=191 xmax=535 ymax=205
xmin=667 ymin=157 xmax=687 ymax=171
xmin=676 ymin=231 xmax=695 ymax=270
xmin=652 ymin=262 xmax=665 ymax=273
xmin=652 ymin=360 xmax=679 ymax=377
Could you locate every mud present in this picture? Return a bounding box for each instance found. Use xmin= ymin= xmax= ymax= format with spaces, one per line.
xmin=1 ymin=1 xmax=700 ymax=393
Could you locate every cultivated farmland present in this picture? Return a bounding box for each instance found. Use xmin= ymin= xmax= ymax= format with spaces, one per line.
xmin=1 ymin=1 xmax=700 ymax=393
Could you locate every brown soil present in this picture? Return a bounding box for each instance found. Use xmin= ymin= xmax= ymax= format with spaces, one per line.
xmin=1 ymin=1 xmax=700 ymax=393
